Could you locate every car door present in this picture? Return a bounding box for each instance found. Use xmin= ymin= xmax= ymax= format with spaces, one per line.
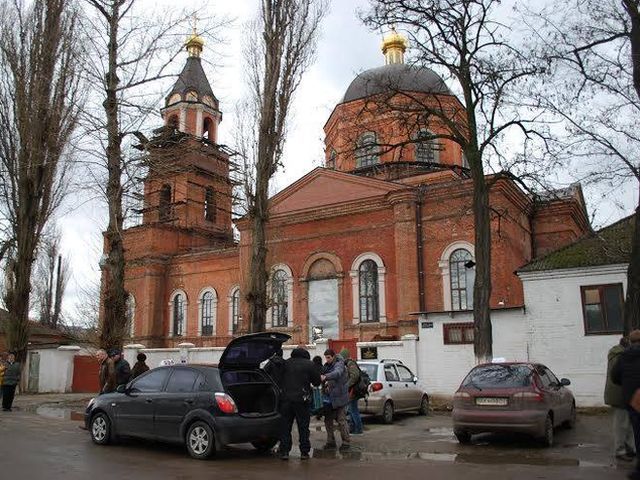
xmin=545 ymin=367 xmax=572 ymax=422
xmin=383 ymin=364 xmax=404 ymax=409
xmin=396 ymin=364 xmax=422 ymax=411
xmin=154 ymin=367 xmax=201 ymax=442
xmin=536 ymin=366 xmax=562 ymax=425
xmin=115 ymin=368 xmax=170 ymax=439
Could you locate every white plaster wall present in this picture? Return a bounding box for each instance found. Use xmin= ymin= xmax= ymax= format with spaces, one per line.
xmin=355 ymin=338 xmax=419 ymax=374
xmin=520 ymin=265 xmax=628 ymax=407
xmin=34 ymin=347 xmax=79 ymax=393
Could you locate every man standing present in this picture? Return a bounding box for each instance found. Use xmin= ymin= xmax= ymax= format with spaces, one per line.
xmin=340 ymin=348 xmax=364 ymax=435
xmin=606 ymin=337 xmax=635 ymax=461
xmin=264 ymin=348 xmax=286 ymax=393
xmin=103 ymin=349 xmax=131 ymax=393
xmin=278 ymin=347 xmax=321 ymax=460
xmin=96 ymin=349 xmax=108 ymax=393
xmin=321 ymin=349 xmax=350 ymax=450
xmin=613 ymin=330 xmax=640 ymax=480
xmin=2 ymin=352 xmax=21 ymax=411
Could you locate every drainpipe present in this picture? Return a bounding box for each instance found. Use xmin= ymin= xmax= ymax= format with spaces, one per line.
xmin=415 ymin=185 xmax=427 ymax=313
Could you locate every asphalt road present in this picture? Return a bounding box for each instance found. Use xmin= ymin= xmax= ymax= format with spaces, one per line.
xmin=0 ymin=405 xmax=632 ymax=480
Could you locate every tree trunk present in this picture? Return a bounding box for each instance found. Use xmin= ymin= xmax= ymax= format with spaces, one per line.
xmin=624 ymin=192 xmax=640 ymax=334
xmin=247 ymin=174 xmax=270 ymax=332
xmin=99 ymin=2 xmax=127 ymax=350
xmin=52 ymin=254 xmax=64 ymax=329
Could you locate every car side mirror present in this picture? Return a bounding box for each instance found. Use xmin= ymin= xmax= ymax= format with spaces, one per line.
xmin=560 ymin=378 xmax=571 ymax=387
xmin=116 ymin=384 xmax=127 ymax=394
xmin=413 ymin=376 xmax=418 ymax=384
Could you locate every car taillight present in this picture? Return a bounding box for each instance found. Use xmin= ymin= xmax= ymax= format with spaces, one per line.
xmin=454 ymin=391 xmax=471 ymax=399
xmin=513 ymin=391 xmax=544 ymax=402
xmin=371 ymin=382 xmax=383 ymax=392
xmin=215 ymin=392 xmax=238 ymax=414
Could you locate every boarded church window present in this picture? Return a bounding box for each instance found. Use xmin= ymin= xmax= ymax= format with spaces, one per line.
xmin=204 ymin=187 xmax=216 ymax=222
xmin=159 ymin=184 xmax=172 ymax=221
xmin=450 ymin=249 xmax=474 ymax=311
xmin=359 ymin=259 xmax=379 ymax=323
xmin=201 ymin=291 xmax=215 ymax=336
xmin=355 ymin=132 xmax=379 ymax=168
xmin=271 ymin=269 xmax=288 ymax=327
xmin=173 ymin=293 xmax=185 ymax=337
xmin=581 ymin=284 xmax=624 ymax=334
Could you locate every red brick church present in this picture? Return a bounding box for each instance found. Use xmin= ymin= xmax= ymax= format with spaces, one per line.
xmin=111 ymin=30 xmax=591 ymax=348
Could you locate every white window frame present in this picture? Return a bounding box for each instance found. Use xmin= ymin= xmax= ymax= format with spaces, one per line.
xmin=438 ymin=241 xmax=475 ymax=311
xmin=267 ymin=264 xmax=294 ymax=329
xmin=197 ymin=287 xmax=218 ymax=337
xmin=227 ymin=285 xmax=241 ymax=335
xmin=350 ymin=252 xmax=386 ymax=324
xmin=168 ymin=289 xmax=188 ymax=337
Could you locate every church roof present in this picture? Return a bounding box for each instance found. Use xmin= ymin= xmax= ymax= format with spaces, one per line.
xmin=166 ymin=57 xmax=216 ymax=102
xmin=342 ymin=63 xmax=452 ymax=103
xmin=518 ymin=215 xmax=633 ymax=273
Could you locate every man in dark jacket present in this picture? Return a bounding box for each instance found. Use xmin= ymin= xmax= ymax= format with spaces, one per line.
xmin=612 ymin=329 xmax=640 ymax=479
xmin=2 ymin=352 xmax=21 ymax=411
xmin=264 ymin=349 xmax=286 ymax=392
xmin=103 ymin=349 xmax=131 ymax=393
xmin=606 ymin=337 xmax=635 ymax=461
xmin=321 ymin=349 xmax=350 ymax=450
xmin=278 ymin=347 xmax=321 ymax=460
xmin=340 ymin=348 xmax=364 ymax=435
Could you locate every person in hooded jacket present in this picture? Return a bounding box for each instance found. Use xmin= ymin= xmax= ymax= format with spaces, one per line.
xmin=613 ymin=329 xmax=640 ymax=480
xmin=321 ymin=349 xmax=350 ymax=450
xmin=278 ymin=347 xmax=321 ymax=460
xmin=606 ymin=336 xmax=636 ymax=461
xmin=264 ymin=348 xmax=286 ymax=393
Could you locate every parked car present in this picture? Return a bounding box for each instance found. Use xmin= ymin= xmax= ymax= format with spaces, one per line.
xmin=452 ymin=362 xmax=576 ymax=447
xmin=85 ymin=332 xmax=290 ymax=459
xmin=357 ymin=359 xmax=429 ymax=424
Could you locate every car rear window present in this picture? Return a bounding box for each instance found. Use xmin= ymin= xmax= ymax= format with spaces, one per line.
xmin=358 ymin=363 xmax=378 ymax=381
xmin=463 ymin=364 xmax=532 ymax=389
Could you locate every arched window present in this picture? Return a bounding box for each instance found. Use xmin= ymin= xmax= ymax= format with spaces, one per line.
xmin=271 ymin=269 xmax=289 ymax=327
xmin=203 ymin=117 xmax=214 ymax=140
xmin=355 ymin=132 xmax=379 ymax=168
xmin=359 ymin=260 xmax=379 ymax=323
xmin=199 ymin=290 xmax=216 ymax=336
xmin=449 ymin=249 xmax=475 ymax=311
xmin=171 ymin=292 xmax=186 ymax=336
xmin=204 ymin=187 xmax=215 ymax=222
xmin=159 ymin=184 xmax=172 ymax=221
xmin=327 ymin=149 xmax=337 ymax=169
xmin=415 ymin=130 xmax=439 ymax=163
xmin=125 ymin=294 xmax=135 ymax=337
xmin=167 ymin=114 xmax=179 ymax=128
xmin=230 ymin=287 xmax=240 ymax=334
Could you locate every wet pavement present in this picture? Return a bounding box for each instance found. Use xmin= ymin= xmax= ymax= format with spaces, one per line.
xmin=0 ymin=400 xmax=633 ymax=479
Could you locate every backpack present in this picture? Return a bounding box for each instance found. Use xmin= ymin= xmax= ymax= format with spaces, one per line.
xmin=352 ymin=362 xmax=371 ymax=399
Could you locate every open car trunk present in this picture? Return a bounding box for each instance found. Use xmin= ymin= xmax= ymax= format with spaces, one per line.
xmin=221 ymin=369 xmax=278 ymax=417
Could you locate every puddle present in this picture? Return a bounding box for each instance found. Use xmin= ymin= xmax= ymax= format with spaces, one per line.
xmin=424 ymin=427 xmax=454 ymax=436
xmin=36 ymin=405 xmax=85 ymax=422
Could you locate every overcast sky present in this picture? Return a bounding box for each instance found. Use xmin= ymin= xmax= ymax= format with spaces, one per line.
xmin=56 ymin=0 xmax=636 ymax=325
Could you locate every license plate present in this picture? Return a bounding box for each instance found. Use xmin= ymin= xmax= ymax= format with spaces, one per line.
xmin=475 ymin=397 xmax=508 ymax=406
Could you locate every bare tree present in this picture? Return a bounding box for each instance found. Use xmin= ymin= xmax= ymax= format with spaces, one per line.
xmin=529 ymin=0 xmax=640 ymax=333
xmin=238 ymin=0 xmax=327 ymax=332
xmin=363 ymin=0 xmax=546 ymax=362
xmin=33 ymin=228 xmax=70 ymax=329
xmin=0 ymin=0 xmax=82 ymax=360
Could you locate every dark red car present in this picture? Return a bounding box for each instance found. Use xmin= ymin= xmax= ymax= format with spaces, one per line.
xmin=452 ymin=362 xmax=576 ymax=447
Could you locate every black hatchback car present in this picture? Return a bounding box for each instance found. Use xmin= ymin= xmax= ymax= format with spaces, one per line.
xmin=85 ymin=332 xmax=290 ymax=459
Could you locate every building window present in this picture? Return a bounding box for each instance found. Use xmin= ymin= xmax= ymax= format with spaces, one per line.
xmin=125 ymin=294 xmax=135 ymax=338
xmin=204 ymin=187 xmax=215 ymax=222
xmin=172 ymin=293 xmax=185 ymax=337
xmin=444 ymin=322 xmax=475 ymax=345
xmin=450 ymin=249 xmax=474 ymax=311
xmin=581 ymin=284 xmax=624 ymax=335
xmin=231 ymin=288 xmax=240 ymax=334
xmin=271 ymin=269 xmax=289 ymax=327
xmin=200 ymin=291 xmax=215 ymax=336
xmin=327 ymin=149 xmax=337 ymax=169
xmin=355 ymin=132 xmax=379 ymax=168
xmin=415 ymin=130 xmax=438 ymax=163
xmin=359 ymin=259 xmax=379 ymax=323
xmin=159 ymin=184 xmax=172 ymax=221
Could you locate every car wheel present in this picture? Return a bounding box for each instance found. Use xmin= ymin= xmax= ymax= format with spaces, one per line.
xmin=454 ymin=430 xmax=472 ymax=445
xmin=186 ymin=421 xmax=215 ymax=460
xmin=565 ymin=403 xmax=576 ymax=429
xmin=418 ymin=395 xmax=429 ymax=416
xmin=382 ymin=401 xmax=394 ymax=424
xmin=90 ymin=412 xmax=112 ymax=445
xmin=251 ymin=438 xmax=278 ymax=453
xmin=539 ymin=414 xmax=554 ymax=447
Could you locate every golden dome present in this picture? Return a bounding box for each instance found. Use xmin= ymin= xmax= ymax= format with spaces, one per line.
xmin=185 ymin=31 xmax=205 ymax=58
xmin=381 ymin=28 xmax=408 ymax=58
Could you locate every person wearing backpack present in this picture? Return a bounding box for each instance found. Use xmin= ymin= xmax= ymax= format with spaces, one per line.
xmin=340 ymin=349 xmax=364 ymax=435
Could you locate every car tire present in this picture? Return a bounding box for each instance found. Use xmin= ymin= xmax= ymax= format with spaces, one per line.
xmin=186 ymin=421 xmax=215 ymax=460
xmin=539 ymin=414 xmax=554 ymax=447
xmin=382 ymin=401 xmax=394 ymax=424
xmin=90 ymin=412 xmax=112 ymax=445
xmin=418 ymin=395 xmax=429 ymax=416
xmin=251 ymin=438 xmax=278 ymax=453
xmin=454 ymin=430 xmax=472 ymax=445
xmin=564 ymin=403 xmax=576 ymax=429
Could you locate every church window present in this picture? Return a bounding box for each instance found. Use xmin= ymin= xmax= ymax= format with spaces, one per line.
xmin=449 ymin=249 xmax=475 ymax=311
xmin=168 ymin=114 xmax=179 ymax=128
xmin=200 ymin=290 xmax=216 ymax=336
xmin=186 ymin=90 xmax=198 ymax=101
xmin=159 ymin=184 xmax=172 ymax=222
xmin=171 ymin=292 xmax=186 ymax=337
xmin=271 ymin=269 xmax=289 ymax=328
xmin=415 ymin=130 xmax=438 ymax=163
xmin=359 ymin=260 xmax=379 ymax=323
xmin=355 ymin=132 xmax=380 ymax=168
xmin=168 ymin=93 xmax=181 ymax=105
xmin=230 ymin=287 xmax=240 ymax=334
xmin=203 ymin=117 xmax=214 ymax=140
xmin=204 ymin=187 xmax=216 ymax=222
xmin=327 ymin=149 xmax=337 ymax=169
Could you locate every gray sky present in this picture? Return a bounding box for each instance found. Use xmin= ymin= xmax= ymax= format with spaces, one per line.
xmin=57 ymin=0 xmax=636 ymax=325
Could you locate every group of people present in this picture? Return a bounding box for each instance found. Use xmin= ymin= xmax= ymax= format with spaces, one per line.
xmin=0 ymin=351 xmax=21 ymax=411
xmin=265 ymin=346 xmax=368 ymax=460
xmin=605 ymin=330 xmax=640 ymax=480
xmin=95 ymin=349 xmax=149 ymax=393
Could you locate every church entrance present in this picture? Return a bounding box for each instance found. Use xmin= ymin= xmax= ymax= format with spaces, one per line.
xmin=307 ymin=258 xmax=339 ymax=342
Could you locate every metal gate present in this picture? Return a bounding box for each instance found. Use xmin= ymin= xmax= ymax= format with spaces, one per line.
xmin=72 ymin=355 xmax=101 ymax=393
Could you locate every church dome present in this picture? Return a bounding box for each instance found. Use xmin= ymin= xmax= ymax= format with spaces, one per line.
xmin=341 ymin=63 xmax=452 ymax=103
